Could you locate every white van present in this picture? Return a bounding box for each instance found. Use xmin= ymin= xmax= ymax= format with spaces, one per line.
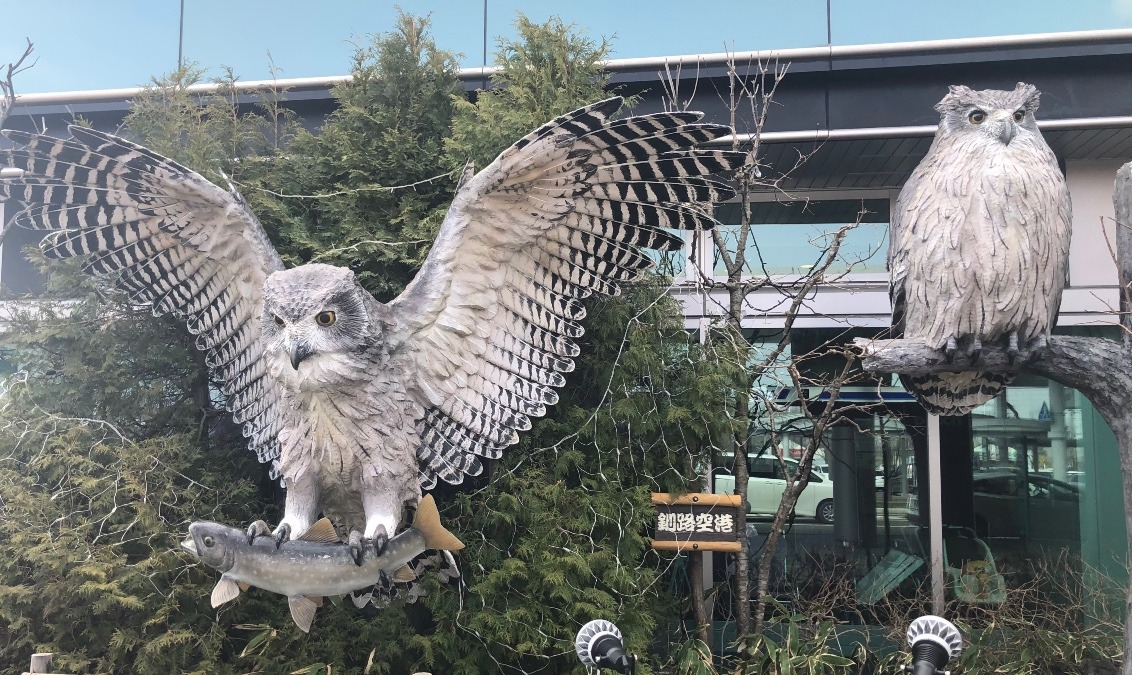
xmin=714 ymin=456 xmax=835 ymax=524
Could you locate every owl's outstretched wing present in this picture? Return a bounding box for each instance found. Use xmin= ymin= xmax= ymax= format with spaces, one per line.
xmin=1 ymin=127 xmax=288 ymax=469
xmin=387 ymin=97 xmax=744 ymax=488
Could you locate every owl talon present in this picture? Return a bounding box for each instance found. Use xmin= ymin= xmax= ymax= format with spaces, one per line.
xmin=943 ymin=336 xmax=959 ymax=361
xmin=348 ymin=530 xmax=365 ymax=566
xmin=372 ymin=530 xmax=389 ymax=556
xmin=968 ymin=337 xmax=983 ymax=364
xmin=272 ymin=523 xmax=291 ymax=548
xmin=246 ymin=520 xmax=271 ymax=545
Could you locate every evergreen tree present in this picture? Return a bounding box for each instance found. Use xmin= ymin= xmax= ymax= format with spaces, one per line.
xmin=261 ymin=12 xmax=462 ymax=299
xmin=445 ymin=14 xmax=614 ymax=171
xmin=0 ymin=258 xmax=280 ymax=673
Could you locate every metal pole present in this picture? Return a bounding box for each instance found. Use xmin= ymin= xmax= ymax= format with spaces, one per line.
xmin=481 ymin=0 xmax=489 ymax=90
xmin=927 ymin=414 xmax=945 ymax=614
xmin=178 ymin=0 xmax=185 ymax=70
xmin=1049 ymin=381 xmax=1069 ymax=481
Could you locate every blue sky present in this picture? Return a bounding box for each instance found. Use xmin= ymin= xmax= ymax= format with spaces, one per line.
xmin=3 ymin=0 xmax=1131 ymax=94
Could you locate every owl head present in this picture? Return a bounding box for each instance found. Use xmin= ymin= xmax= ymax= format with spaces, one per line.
xmin=262 ymin=263 xmax=372 ymax=370
xmin=934 ymin=82 xmax=1042 ymax=145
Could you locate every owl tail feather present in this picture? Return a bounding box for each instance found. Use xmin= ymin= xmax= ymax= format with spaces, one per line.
xmin=901 ymin=371 xmax=1013 ymax=416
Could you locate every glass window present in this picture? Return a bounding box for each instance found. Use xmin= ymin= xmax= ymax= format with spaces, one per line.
xmin=705 ymin=326 xmax=1126 ymax=639
xmin=750 ymin=457 xmax=777 ymax=480
xmin=641 ymin=228 xmax=687 ymax=278
xmin=713 ymin=197 xmax=890 ymax=276
xmin=1 ymin=222 xmax=48 ymax=296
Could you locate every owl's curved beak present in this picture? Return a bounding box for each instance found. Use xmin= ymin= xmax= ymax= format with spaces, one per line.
xmin=286 ymin=340 xmax=314 ymax=370
xmin=992 ymin=112 xmax=1015 ymax=145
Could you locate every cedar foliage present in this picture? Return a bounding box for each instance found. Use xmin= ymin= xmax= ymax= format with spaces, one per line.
xmin=0 ymin=261 xmax=272 ymax=673
xmin=260 ymin=12 xmax=462 ymax=299
xmin=0 ymin=12 xmax=735 ymax=673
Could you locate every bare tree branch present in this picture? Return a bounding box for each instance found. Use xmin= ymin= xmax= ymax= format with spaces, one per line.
xmin=0 ymin=39 xmax=36 ymax=128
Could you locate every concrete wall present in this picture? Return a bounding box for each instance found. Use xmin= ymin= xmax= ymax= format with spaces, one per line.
xmin=1066 ymin=159 xmax=1123 ymax=290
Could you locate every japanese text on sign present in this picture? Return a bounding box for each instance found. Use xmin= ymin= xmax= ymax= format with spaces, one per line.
xmin=655 ymin=512 xmax=735 ymax=534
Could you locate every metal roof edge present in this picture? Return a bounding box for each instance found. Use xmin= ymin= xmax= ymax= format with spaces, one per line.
xmin=607 ymin=27 xmax=1132 ymax=70
xmin=717 ymin=115 xmax=1132 ymax=144
xmin=11 ymin=28 xmax=1132 ymax=110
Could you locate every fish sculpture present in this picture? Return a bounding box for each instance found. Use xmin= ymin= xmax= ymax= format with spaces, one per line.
xmin=180 ymin=494 xmax=464 ymax=632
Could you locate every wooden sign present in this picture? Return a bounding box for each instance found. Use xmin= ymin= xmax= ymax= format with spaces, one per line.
xmin=650 ymin=493 xmax=742 ymax=553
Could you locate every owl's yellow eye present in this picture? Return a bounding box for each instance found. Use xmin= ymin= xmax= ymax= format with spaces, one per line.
xmin=1013 ymin=109 xmax=1025 ymax=123
xmin=968 ymin=110 xmax=986 ymax=124
xmin=273 ymin=315 xmax=285 ymax=328
xmin=316 ymin=311 xmax=337 ymax=327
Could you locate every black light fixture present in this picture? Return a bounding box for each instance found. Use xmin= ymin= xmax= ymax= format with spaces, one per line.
xmin=905 ymin=615 xmax=962 ymax=674
xmin=575 ymin=619 xmax=636 ymax=674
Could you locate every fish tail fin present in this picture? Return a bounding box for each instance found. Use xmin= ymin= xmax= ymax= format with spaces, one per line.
xmin=411 ymin=494 xmax=465 ymax=552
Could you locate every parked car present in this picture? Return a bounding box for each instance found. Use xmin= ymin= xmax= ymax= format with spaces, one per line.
xmin=714 ymin=456 xmax=835 ymax=524
xmin=905 ymin=469 xmax=1079 ymax=547
xmin=875 ymin=466 xmax=901 ymax=491
xmin=972 ymin=470 xmax=1079 ymax=545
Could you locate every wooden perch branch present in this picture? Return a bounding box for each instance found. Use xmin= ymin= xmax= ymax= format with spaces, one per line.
xmin=852 ymin=335 xmax=1132 ymax=427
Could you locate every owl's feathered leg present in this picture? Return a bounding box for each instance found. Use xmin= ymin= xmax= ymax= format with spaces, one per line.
xmin=274 ymin=473 xmax=321 ymax=545
xmin=1006 ymin=331 xmax=1021 ymax=365
xmin=361 ymin=488 xmax=405 ymax=557
xmin=943 ymin=335 xmax=959 ymax=361
xmin=968 ymin=337 xmax=983 ymax=364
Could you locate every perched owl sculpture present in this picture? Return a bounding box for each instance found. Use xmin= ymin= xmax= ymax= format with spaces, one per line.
xmin=888 ymin=83 xmax=1071 ymax=415
xmin=1 ymin=98 xmax=743 ymax=560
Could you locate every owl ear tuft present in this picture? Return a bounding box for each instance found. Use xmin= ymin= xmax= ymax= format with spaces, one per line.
xmin=1014 ymin=82 xmax=1040 ymax=109
xmin=935 ymin=85 xmax=972 ymax=114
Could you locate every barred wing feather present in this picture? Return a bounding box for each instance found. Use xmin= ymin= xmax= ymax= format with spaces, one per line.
xmin=1 ymin=126 xmax=288 ymax=470
xmin=389 ymin=98 xmax=743 ymax=488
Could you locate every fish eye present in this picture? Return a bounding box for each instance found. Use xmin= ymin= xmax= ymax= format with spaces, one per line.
xmin=203 ymin=536 xmax=214 ymax=548
xmin=968 ymin=109 xmax=986 ymax=124
xmin=273 ymin=315 xmax=285 ymax=328
xmin=1013 ymin=109 xmax=1025 ymax=123
xmin=316 ymin=310 xmax=337 ymax=327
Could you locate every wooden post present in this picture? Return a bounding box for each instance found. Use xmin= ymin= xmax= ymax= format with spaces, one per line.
xmin=20 ymin=651 xmax=76 ymax=675
xmin=28 ymin=653 xmax=52 ymax=674
xmin=853 ymin=162 xmax=1132 ymax=675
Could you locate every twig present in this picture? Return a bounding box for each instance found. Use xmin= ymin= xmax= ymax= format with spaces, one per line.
xmin=0 ymin=38 xmax=36 ymax=127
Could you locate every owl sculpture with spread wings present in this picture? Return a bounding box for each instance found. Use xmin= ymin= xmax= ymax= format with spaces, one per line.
xmin=888 ymin=83 xmax=1071 ymax=415
xmin=1 ymin=97 xmax=743 ymax=559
